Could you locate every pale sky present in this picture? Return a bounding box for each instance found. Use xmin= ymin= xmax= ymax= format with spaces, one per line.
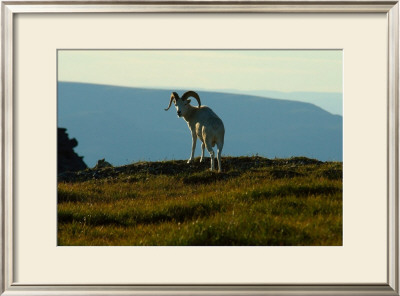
xmin=58 ymin=50 xmax=342 ymax=93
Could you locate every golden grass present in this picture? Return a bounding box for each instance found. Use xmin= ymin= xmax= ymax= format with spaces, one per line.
xmin=58 ymin=157 xmax=342 ymax=246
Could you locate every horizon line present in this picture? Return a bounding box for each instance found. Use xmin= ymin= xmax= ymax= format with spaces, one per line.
xmin=57 ymin=80 xmax=343 ymax=96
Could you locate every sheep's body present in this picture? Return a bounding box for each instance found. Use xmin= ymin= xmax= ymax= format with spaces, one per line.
xmin=165 ymin=91 xmax=225 ymax=172
xmin=184 ymin=105 xmax=225 ymax=171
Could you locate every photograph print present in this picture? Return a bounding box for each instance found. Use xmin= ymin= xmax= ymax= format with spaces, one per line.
xmin=57 ymin=50 xmax=343 ymax=246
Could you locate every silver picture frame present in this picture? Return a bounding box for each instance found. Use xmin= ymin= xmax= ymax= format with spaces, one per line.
xmin=1 ymin=1 xmax=399 ymax=295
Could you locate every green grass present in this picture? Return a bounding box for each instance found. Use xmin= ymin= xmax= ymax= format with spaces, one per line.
xmin=57 ymin=156 xmax=342 ymax=246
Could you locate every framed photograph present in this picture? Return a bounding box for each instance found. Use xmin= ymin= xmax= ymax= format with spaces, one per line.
xmin=1 ymin=0 xmax=399 ymax=295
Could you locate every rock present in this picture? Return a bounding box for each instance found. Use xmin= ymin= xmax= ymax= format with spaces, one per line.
xmin=93 ymin=158 xmax=113 ymax=169
xmin=58 ymin=128 xmax=87 ymax=174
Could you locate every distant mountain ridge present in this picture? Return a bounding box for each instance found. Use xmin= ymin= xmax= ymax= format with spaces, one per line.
xmin=58 ymin=82 xmax=342 ymax=167
xmin=212 ymin=89 xmax=342 ymax=116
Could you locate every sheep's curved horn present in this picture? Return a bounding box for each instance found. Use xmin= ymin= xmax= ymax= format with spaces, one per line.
xmin=181 ymin=91 xmax=201 ymax=107
xmin=165 ymin=92 xmax=180 ymax=111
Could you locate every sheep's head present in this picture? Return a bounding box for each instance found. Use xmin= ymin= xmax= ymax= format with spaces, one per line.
xmin=164 ymin=91 xmax=201 ymax=117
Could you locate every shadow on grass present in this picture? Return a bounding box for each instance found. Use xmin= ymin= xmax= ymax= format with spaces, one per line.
xmin=58 ymin=200 xmax=224 ymax=227
xmin=240 ymin=184 xmax=341 ymax=201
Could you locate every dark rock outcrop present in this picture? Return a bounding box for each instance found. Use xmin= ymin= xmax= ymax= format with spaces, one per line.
xmin=58 ymin=128 xmax=87 ymax=173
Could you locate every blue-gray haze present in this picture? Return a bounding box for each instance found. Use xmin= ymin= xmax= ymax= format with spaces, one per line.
xmin=58 ymin=82 xmax=343 ymax=167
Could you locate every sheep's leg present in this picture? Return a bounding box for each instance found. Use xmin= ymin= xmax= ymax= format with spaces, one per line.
xmin=216 ymin=142 xmax=223 ymax=172
xmin=187 ymin=132 xmax=196 ymax=164
xmin=200 ymin=142 xmax=205 ymax=162
xmin=205 ymin=141 xmax=215 ymax=171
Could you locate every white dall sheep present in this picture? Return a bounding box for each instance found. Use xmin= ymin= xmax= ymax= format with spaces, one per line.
xmin=165 ymin=91 xmax=225 ymax=172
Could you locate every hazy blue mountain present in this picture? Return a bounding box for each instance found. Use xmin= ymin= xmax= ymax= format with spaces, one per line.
xmin=58 ymin=82 xmax=342 ymax=167
xmin=212 ymin=89 xmax=342 ymax=116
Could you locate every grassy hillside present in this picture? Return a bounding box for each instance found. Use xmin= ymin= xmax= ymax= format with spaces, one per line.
xmin=57 ymin=156 xmax=342 ymax=246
